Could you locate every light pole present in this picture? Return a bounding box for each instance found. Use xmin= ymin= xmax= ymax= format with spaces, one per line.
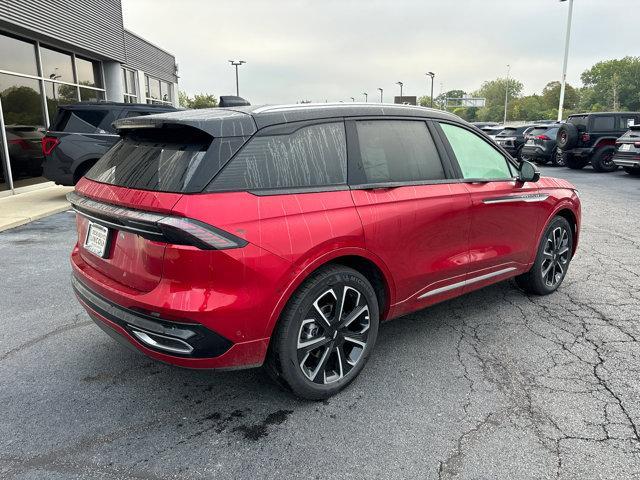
xmin=558 ymin=0 xmax=574 ymax=121
xmin=377 ymin=87 xmax=383 ymax=103
xmin=350 ymin=97 xmax=355 ymax=102
xmin=363 ymin=92 xmax=368 ymax=102
xmin=503 ymin=64 xmax=511 ymax=124
xmin=426 ymin=72 xmax=435 ymax=108
xmin=228 ymin=60 xmax=246 ymax=96
xmin=396 ymin=81 xmax=403 ymax=103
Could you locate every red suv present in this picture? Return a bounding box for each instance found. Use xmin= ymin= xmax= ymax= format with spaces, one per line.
xmin=69 ymin=104 xmax=581 ymax=399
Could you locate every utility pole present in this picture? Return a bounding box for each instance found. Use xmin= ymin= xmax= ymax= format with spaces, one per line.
xmin=504 ymin=64 xmax=511 ymax=124
xmin=228 ymin=60 xmax=246 ymax=96
xmin=558 ymin=0 xmax=574 ymax=121
xmin=396 ymin=81 xmax=403 ymax=103
xmin=377 ymin=87 xmax=383 ymax=103
xmin=426 ymin=72 xmax=435 ymax=108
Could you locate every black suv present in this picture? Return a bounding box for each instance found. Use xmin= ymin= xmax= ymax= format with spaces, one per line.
xmin=494 ymin=124 xmax=535 ymax=161
xmin=612 ymin=125 xmax=640 ymax=175
xmin=42 ymin=102 xmax=177 ymax=185
xmin=521 ymin=124 xmax=562 ymax=166
xmin=556 ymin=112 xmax=640 ymax=172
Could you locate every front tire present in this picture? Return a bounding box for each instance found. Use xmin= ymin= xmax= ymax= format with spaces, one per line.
xmin=515 ymin=216 xmax=573 ymax=295
xmin=266 ymin=265 xmax=379 ymax=400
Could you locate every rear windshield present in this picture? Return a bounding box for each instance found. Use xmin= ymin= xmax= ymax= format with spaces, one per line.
xmin=497 ymin=128 xmax=517 ymax=136
xmin=568 ymin=115 xmax=588 ymax=128
xmin=529 ymin=127 xmax=550 ymax=136
xmin=51 ymin=108 xmax=116 ymax=134
xmin=85 ymin=126 xmax=248 ymax=193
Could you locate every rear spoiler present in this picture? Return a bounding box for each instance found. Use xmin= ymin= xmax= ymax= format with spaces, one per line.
xmin=112 ymin=109 xmax=257 ymax=137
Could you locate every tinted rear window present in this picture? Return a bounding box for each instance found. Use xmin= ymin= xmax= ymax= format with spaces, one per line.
xmin=568 ymin=115 xmax=588 ymax=128
xmin=85 ymin=126 xmax=247 ymax=193
xmin=497 ymin=128 xmax=517 ymax=137
xmin=529 ymin=127 xmax=550 ymax=136
xmin=208 ymin=122 xmax=347 ymax=191
xmin=51 ymin=108 xmax=116 ymax=134
xmin=355 ymin=120 xmax=445 ymax=183
xmin=592 ymin=116 xmax=615 ymax=131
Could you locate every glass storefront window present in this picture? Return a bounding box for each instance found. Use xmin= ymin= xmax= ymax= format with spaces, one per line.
xmin=79 ymin=88 xmax=105 ymax=102
xmin=145 ymin=75 xmax=161 ymax=100
xmin=45 ymin=81 xmax=79 ymax=121
xmin=76 ymin=57 xmax=102 ymax=88
xmin=0 ymin=73 xmax=46 ymax=189
xmin=40 ymin=46 xmax=75 ymax=84
xmin=160 ymin=81 xmax=172 ymax=102
xmin=0 ymin=33 xmax=38 ymax=76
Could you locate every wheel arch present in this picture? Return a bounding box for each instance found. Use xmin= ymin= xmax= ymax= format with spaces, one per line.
xmin=263 ymin=248 xmax=395 ymax=339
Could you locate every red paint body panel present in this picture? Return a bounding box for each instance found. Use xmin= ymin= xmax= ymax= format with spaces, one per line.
xmin=70 ymin=171 xmax=581 ymax=370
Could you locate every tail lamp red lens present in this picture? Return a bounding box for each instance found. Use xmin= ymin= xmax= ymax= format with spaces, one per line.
xmin=581 ymin=133 xmax=591 ymax=143
xmin=41 ymin=136 xmax=60 ymax=156
xmin=536 ymin=135 xmax=550 ymax=141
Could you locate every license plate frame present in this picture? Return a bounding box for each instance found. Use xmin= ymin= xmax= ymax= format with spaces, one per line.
xmin=84 ymin=222 xmax=110 ymax=258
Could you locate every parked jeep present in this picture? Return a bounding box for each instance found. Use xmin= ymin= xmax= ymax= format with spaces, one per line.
xmin=556 ymin=112 xmax=640 ymax=172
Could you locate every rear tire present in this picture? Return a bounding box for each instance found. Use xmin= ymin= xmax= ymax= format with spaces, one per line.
xmin=515 ymin=216 xmax=573 ymax=295
xmin=591 ymin=146 xmax=618 ymax=173
xmin=566 ymin=155 xmax=588 ymax=170
xmin=266 ymin=265 xmax=379 ymax=400
xmin=551 ymin=148 xmax=566 ymax=167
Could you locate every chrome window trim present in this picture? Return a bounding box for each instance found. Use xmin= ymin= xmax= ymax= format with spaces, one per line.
xmin=482 ymin=193 xmax=549 ymax=204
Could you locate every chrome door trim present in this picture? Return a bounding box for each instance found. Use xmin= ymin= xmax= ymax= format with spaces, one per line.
xmin=482 ymin=193 xmax=549 ymax=204
xmin=418 ymin=267 xmax=517 ymax=299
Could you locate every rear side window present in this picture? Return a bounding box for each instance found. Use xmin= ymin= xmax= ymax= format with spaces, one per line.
xmin=355 ymin=120 xmax=445 ymax=183
xmin=568 ymin=115 xmax=588 ymax=128
xmin=53 ymin=109 xmax=114 ymax=134
xmin=209 ymin=122 xmax=347 ymax=191
xmin=440 ymin=123 xmax=513 ymax=180
xmin=85 ymin=126 xmax=246 ymax=193
xmin=592 ymin=116 xmax=615 ymax=131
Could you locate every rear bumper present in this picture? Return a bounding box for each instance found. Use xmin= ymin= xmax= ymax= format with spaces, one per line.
xmin=561 ymin=147 xmax=594 ymax=158
xmin=613 ymin=155 xmax=640 ymax=168
xmin=42 ymin=156 xmax=73 ymax=185
xmin=522 ymin=145 xmax=553 ymax=160
xmin=72 ymin=267 xmax=269 ymax=370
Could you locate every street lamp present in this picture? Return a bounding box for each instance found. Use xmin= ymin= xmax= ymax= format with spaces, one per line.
xmin=426 ymin=72 xmax=435 ymax=108
xmin=504 ymin=64 xmax=511 ymax=124
xmin=396 ymin=81 xmax=403 ymax=103
xmin=363 ymin=92 xmax=368 ymax=102
xmin=558 ymin=0 xmax=574 ymax=121
xmin=350 ymin=97 xmax=355 ymax=102
xmin=228 ymin=60 xmax=246 ymax=96
xmin=377 ymin=87 xmax=383 ymax=103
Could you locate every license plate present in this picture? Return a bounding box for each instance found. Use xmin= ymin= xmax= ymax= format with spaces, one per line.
xmin=619 ymin=143 xmax=632 ymax=151
xmin=84 ymin=222 xmax=110 ymax=258
xmin=526 ymin=139 xmax=534 ymax=145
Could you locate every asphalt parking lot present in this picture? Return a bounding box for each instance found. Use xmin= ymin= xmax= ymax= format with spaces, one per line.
xmin=1 ymin=166 xmax=639 ymax=480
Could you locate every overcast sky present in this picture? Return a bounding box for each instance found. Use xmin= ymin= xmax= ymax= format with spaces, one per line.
xmin=122 ymin=0 xmax=637 ymax=104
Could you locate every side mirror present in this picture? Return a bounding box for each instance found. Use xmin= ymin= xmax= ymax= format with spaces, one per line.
xmin=518 ymin=160 xmax=540 ymax=183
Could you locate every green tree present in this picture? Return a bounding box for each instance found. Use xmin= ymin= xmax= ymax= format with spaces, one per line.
xmin=580 ymin=57 xmax=640 ymax=111
xmin=541 ymin=81 xmax=579 ymax=111
xmin=179 ymin=90 xmax=219 ymax=109
xmin=473 ymin=77 xmax=523 ymax=122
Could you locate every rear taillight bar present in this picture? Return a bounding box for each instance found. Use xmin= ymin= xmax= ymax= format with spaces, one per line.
xmin=41 ymin=136 xmax=59 ymax=156
xmin=67 ymin=192 xmax=247 ymax=250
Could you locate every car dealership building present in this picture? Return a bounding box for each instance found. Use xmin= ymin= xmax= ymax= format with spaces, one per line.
xmin=0 ymin=0 xmax=179 ymax=196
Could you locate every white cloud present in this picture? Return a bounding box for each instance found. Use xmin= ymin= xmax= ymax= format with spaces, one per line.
xmin=122 ymin=0 xmax=639 ymax=104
